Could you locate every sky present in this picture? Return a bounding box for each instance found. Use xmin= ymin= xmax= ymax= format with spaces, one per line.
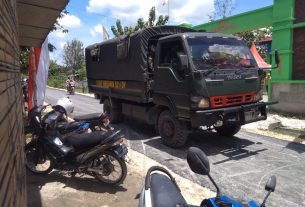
xmin=49 ymin=0 xmax=273 ymax=64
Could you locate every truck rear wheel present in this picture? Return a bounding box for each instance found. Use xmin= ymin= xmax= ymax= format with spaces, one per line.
xmin=103 ymin=99 xmax=124 ymax=123
xmin=215 ymin=124 xmax=241 ymax=137
xmin=158 ymin=110 xmax=188 ymax=148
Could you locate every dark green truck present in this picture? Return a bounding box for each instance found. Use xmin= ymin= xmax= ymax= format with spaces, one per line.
xmin=85 ymin=26 xmax=276 ymax=148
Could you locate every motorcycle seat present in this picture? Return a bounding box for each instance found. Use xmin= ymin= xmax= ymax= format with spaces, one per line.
xmin=57 ymin=122 xmax=83 ymax=134
xmin=64 ymin=130 xmax=120 ymax=150
xmin=73 ymin=113 xmax=102 ymax=122
xmin=150 ymin=173 xmax=187 ymax=207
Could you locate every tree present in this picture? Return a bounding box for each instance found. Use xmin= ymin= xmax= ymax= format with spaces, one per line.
xmin=48 ymin=60 xmax=61 ymax=76
xmin=235 ymin=27 xmax=272 ymax=47
xmin=62 ymin=39 xmax=85 ymax=74
xmin=208 ymin=0 xmax=235 ymax=21
xmin=19 ymin=46 xmax=30 ymax=76
xmin=111 ymin=6 xmax=169 ymax=37
xmin=235 ymin=27 xmax=272 ymax=58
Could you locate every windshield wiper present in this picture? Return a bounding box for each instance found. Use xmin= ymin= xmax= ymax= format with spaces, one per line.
xmin=202 ymin=66 xmax=219 ymax=76
xmin=234 ymin=65 xmax=256 ymax=75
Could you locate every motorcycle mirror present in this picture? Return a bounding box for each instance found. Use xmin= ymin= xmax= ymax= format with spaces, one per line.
xmin=265 ymin=175 xmax=276 ymax=192
xmin=35 ymin=116 xmax=40 ymax=124
xmin=187 ymin=147 xmax=210 ymax=175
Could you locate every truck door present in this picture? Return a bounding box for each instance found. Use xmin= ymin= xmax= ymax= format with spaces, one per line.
xmin=153 ymin=38 xmax=191 ymax=118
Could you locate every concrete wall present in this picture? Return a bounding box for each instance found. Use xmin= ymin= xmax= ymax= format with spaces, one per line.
xmin=271 ymin=83 xmax=305 ymax=115
xmin=0 ymin=0 xmax=27 ymax=206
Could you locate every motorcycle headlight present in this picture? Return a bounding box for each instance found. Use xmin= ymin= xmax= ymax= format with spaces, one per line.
xmin=191 ymin=96 xmax=210 ymax=109
xmin=254 ymin=90 xmax=263 ymax=102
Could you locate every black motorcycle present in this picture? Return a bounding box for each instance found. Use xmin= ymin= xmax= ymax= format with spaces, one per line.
xmin=25 ymin=106 xmax=128 ymax=186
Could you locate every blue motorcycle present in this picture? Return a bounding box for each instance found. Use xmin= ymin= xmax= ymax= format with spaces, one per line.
xmin=139 ymin=147 xmax=276 ymax=207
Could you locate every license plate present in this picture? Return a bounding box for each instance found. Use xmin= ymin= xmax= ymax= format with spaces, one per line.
xmin=244 ymin=108 xmax=260 ymax=122
xmin=114 ymin=144 xmax=128 ymax=158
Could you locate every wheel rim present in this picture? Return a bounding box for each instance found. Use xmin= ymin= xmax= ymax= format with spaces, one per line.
xmin=94 ymin=154 xmax=124 ymax=184
xmin=26 ymin=147 xmax=52 ymax=173
xmin=161 ymin=117 xmax=176 ymax=138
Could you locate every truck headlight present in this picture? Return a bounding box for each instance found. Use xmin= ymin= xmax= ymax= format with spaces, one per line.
xmin=254 ymin=90 xmax=263 ymax=102
xmin=191 ymin=96 xmax=210 ymax=108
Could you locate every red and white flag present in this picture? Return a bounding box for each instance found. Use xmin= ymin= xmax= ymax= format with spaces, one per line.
xmin=28 ymin=38 xmax=50 ymax=110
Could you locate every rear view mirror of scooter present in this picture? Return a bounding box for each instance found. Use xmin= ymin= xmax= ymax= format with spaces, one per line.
xmin=187 ymin=147 xmax=221 ymax=203
xmin=260 ymin=175 xmax=276 ymax=207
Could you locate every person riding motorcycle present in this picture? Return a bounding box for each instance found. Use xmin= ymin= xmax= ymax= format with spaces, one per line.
xmin=66 ymin=76 xmax=76 ymax=94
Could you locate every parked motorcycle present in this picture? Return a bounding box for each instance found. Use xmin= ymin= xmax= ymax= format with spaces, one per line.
xmin=26 ymin=98 xmax=112 ymax=136
xmin=25 ymin=99 xmax=128 ymax=186
xmin=139 ymin=147 xmax=277 ymax=207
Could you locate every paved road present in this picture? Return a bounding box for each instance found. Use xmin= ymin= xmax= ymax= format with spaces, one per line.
xmin=46 ymin=87 xmax=305 ymax=207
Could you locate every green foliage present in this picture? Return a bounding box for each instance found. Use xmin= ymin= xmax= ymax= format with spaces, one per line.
xmin=235 ymin=27 xmax=272 ymax=58
xmin=52 ymin=9 xmax=69 ymax=33
xmin=19 ymin=46 xmax=30 ymax=76
xmin=47 ymin=76 xmax=66 ymax=89
xmin=111 ymin=6 xmax=169 ymax=37
xmin=62 ymin=39 xmax=85 ymax=73
xmin=235 ymin=28 xmax=272 ymax=47
xmin=48 ymin=60 xmax=61 ymax=76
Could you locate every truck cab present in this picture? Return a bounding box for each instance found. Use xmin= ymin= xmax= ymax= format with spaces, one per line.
xmin=152 ymin=32 xmax=273 ymax=146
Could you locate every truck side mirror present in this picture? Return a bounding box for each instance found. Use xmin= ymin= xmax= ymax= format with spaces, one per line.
xmin=178 ymin=53 xmax=189 ymax=73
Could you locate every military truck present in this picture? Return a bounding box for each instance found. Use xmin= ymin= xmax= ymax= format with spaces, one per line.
xmin=85 ymin=26 xmax=277 ymax=148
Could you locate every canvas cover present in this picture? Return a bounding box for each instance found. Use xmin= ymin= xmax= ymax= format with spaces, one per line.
xmin=86 ymin=26 xmax=195 ymax=82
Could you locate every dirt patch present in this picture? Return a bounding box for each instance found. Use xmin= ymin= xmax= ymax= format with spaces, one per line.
xmin=27 ymin=148 xmax=215 ymax=207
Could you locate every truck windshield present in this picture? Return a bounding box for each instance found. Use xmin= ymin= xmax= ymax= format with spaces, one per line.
xmin=187 ymin=37 xmax=257 ymax=71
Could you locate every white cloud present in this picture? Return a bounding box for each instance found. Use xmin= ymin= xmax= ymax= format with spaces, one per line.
xmin=58 ymin=14 xmax=82 ymax=28
xmin=60 ymin=42 xmax=66 ymax=49
xmin=90 ymin=24 xmax=104 ymax=37
xmin=86 ymin=0 xmax=214 ymax=26
xmin=49 ymin=30 xmax=67 ymax=39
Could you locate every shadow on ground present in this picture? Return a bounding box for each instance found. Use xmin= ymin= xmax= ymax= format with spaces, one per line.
xmin=27 ymin=171 xmax=128 ymax=207
xmin=117 ymin=117 xmax=268 ymax=165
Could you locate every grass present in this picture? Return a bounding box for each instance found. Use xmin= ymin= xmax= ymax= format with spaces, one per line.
xmin=75 ymin=87 xmax=89 ymax=93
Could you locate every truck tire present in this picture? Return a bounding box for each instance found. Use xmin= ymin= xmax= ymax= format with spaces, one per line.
xmin=215 ymin=124 xmax=241 ymax=137
xmin=103 ymin=99 xmax=124 ymax=123
xmin=158 ymin=110 xmax=188 ymax=148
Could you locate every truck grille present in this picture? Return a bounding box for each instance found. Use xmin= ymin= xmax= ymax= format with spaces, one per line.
xmin=210 ymin=92 xmax=255 ymax=108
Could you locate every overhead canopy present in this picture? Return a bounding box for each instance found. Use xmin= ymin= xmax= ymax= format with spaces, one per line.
xmin=250 ymin=43 xmax=271 ymax=68
xmin=17 ymin=0 xmax=69 ymax=47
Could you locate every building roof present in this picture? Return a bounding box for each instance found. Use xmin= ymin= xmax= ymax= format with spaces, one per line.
xmin=17 ymin=0 xmax=69 ymax=47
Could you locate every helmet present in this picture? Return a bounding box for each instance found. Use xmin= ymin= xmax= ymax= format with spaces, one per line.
xmin=55 ymin=97 xmax=74 ymax=115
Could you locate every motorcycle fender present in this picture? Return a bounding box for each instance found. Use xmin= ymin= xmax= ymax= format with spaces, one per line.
xmin=113 ymin=144 xmax=128 ymax=158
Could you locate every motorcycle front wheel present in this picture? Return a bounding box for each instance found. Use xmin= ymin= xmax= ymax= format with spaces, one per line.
xmin=25 ymin=142 xmax=54 ymax=174
xmin=93 ymin=151 xmax=127 ymax=186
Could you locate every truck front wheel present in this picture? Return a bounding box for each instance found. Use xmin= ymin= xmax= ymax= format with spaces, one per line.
xmin=158 ymin=111 xmax=188 ymax=148
xmin=103 ymin=99 xmax=124 ymax=123
xmin=214 ymin=124 xmax=241 ymax=137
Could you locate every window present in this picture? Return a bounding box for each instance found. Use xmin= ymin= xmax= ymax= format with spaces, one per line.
xmin=90 ymin=46 xmax=100 ymax=62
xmin=117 ymin=41 xmax=129 ymax=60
xmin=159 ymin=40 xmax=185 ymax=66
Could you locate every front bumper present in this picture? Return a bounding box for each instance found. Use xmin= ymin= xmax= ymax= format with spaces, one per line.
xmin=190 ymin=101 xmax=278 ymax=128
